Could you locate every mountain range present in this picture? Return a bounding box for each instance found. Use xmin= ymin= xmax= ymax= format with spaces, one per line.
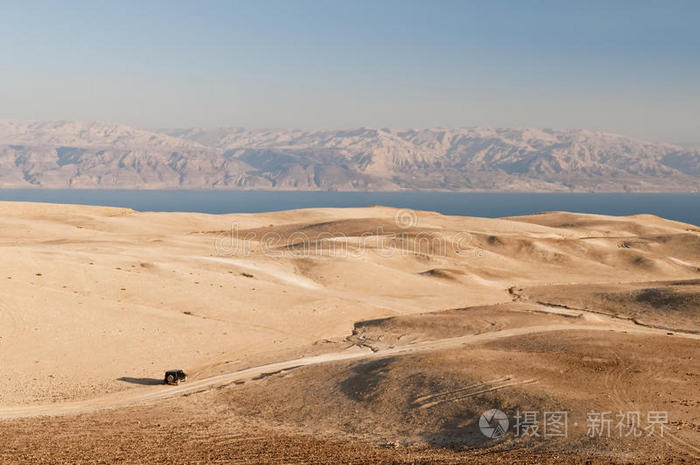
xmin=1 ymin=120 xmax=698 ymax=192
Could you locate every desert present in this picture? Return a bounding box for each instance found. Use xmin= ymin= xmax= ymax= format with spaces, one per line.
xmin=0 ymin=201 xmax=698 ymax=463
xmin=3 ymin=2 xmax=700 ymax=463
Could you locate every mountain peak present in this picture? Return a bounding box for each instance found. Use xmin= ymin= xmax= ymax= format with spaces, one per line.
xmin=0 ymin=119 xmax=207 ymax=150
xmin=0 ymin=120 xmax=697 ymax=191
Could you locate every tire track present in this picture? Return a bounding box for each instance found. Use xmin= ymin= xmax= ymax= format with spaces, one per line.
xmin=415 ymin=378 xmax=539 ymax=410
xmin=412 ymin=376 xmax=512 ymax=405
xmin=1 ymin=322 xmax=698 ymax=420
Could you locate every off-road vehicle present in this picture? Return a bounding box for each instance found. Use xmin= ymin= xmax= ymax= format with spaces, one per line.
xmin=164 ymin=369 xmax=187 ymax=385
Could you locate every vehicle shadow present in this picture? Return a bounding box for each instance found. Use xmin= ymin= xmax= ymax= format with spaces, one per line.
xmin=117 ymin=376 xmax=163 ymax=386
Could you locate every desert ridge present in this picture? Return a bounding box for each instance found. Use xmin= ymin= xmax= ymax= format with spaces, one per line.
xmin=0 ymin=201 xmax=697 ymax=407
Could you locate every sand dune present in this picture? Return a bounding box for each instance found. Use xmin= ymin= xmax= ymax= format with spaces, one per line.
xmin=1 ymin=202 xmax=697 ymax=405
xmin=0 ymin=202 xmax=698 ymax=463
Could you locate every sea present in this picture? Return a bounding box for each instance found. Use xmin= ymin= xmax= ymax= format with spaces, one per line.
xmin=0 ymin=190 xmax=697 ymax=226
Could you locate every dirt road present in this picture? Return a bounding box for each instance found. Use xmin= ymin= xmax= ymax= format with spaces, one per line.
xmin=2 ymin=318 xmax=695 ymax=420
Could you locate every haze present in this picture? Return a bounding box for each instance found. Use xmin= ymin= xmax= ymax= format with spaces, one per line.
xmin=2 ymin=0 xmax=699 ymax=144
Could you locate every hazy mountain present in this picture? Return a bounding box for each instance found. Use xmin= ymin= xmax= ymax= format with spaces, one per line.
xmin=0 ymin=120 xmax=205 ymax=150
xmin=1 ymin=120 xmax=698 ymax=191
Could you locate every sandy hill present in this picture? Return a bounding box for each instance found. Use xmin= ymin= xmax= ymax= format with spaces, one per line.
xmin=0 ymin=202 xmax=697 ymax=406
xmin=1 ymin=202 xmax=699 ymax=464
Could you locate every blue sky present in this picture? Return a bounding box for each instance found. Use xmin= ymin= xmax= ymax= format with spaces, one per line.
xmin=1 ymin=0 xmax=698 ymax=142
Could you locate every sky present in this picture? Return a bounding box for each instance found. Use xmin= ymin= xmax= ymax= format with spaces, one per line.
xmin=1 ymin=0 xmax=699 ymax=143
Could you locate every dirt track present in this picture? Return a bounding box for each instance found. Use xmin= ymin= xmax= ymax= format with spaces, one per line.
xmin=2 ymin=205 xmax=698 ymax=463
xmin=2 ymin=312 xmax=694 ymax=420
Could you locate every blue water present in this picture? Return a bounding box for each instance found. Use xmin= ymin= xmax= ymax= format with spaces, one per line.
xmin=0 ymin=190 xmax=697 ymax=226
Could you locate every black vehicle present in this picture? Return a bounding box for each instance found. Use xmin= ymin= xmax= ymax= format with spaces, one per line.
xmin=164 ymin=369 xmax=187 ymax=385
